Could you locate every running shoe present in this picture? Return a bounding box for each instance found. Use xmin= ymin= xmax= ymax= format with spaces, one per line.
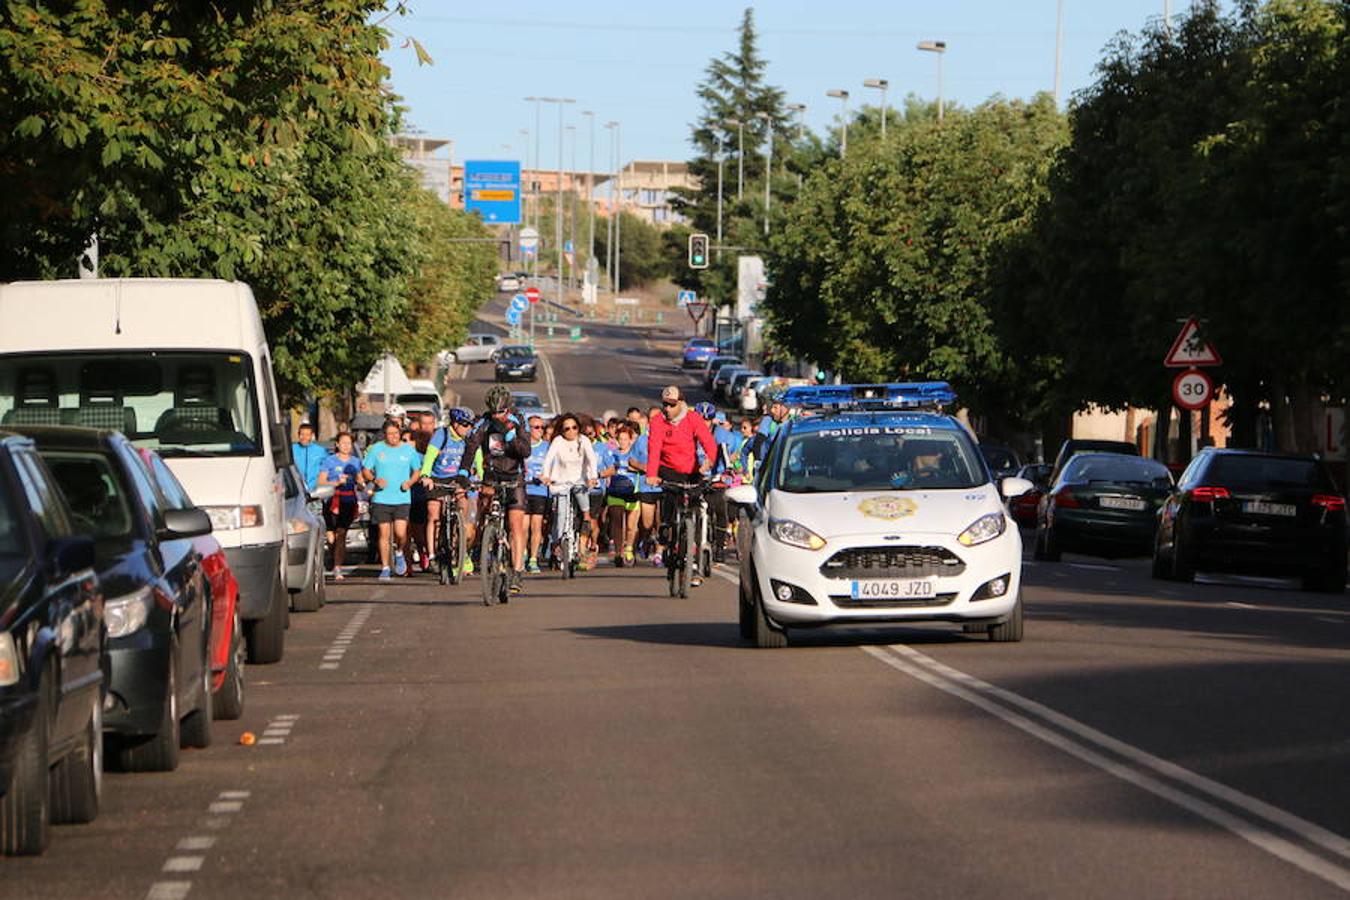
xmin=527 ymin=557 xmax=541 ymax=574
xmin=419 ymin=555 xmax=431 ymax=573
xmin=612 ymin=553 xmax=624 ymax=569
xmin=624 ymin=545 xmax=636 ymax=565
xmin=691 ymin=575 xmax=704 ymax=587
xmin=377 ymin=567 xmax=392 ymax=581
xmin=509 ymin=570 xmax=525 ymax=593
xmin=651 ymin=551 xmax=663 ymax=567
xmin=393 ymin=553 xmax=407 ymax=576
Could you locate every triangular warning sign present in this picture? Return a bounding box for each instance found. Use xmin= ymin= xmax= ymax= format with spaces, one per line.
xmin=1163 ymin=317 xmax=1222 ymax=368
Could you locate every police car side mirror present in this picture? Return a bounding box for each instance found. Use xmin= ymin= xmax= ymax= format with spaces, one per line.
xmin=1000 ymin=476 xmax=1034 ymax=499
xmin=726 ymin=484 xmax=758 ymax=506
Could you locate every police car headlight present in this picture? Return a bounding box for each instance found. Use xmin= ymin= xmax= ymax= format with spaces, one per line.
xmin=958 ymin=513 xmax=1007 ymax=547
xmin=769 ymin=518 xmax=827 ymax=551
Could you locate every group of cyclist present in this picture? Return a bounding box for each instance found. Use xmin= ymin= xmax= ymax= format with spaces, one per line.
xmin=317 ymin=381 xmax=791 ymax=595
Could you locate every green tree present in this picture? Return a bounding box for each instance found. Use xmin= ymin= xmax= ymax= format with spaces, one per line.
xmin=594 ymin=212 xmax=669 ymax=289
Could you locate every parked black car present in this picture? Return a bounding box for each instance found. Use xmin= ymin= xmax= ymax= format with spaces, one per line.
xmin=1049 ymin=438 xmax=1139 ymax=482
xmin=1152 ymin=448 xmax=1347 ymax=591
xmin=494 ymin=345 xmax=538 ymax=383
xmin=0 ymin=430 xmax=104 ymax=855
xmin=1034 ymin=453 xmax=1174 ymax=560
xmin=20 ymin=427 xmax=214 ymax=772
xmin=702 ymin=356 xmax=742 ymax=390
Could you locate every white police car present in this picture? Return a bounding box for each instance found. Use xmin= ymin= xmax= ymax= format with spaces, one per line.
xmin=726 ymin=383 xmax=1034 ymax=647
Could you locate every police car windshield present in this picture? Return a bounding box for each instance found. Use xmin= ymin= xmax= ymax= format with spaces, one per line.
xmin=776 ymin=425 xmax=986 ymax=493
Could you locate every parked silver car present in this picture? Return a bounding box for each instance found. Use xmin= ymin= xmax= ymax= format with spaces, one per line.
xmin=283 ymin=465 xmax=332 ymax=613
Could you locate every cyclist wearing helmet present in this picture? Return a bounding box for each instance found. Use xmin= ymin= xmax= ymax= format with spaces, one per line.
xmin=459 ymin=385 xmax=532 ymax=593
xmin=420 ymin=406 xmax=479 ymax=574
xmin=647 ymin=386 xmax=717 ymax=586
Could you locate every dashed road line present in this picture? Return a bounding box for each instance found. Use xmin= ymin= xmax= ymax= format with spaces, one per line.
xmin=145 ymin=790 xmax=252 ymax=900
xmin=256 ymin=713 xmax=300 ymax=746
xmin=862 ymin=644 xmax=1350 ymax=893
xmin=320 ymin=604 xmax=373 ymax=670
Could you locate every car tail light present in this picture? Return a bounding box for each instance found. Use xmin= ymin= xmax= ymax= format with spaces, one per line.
xmin=1054 ymin=489 xmax=1080 ymax=508
xmin=1312 ymin=494 xmax=1346 ymax=512
xmin=1190 ymin=486 xmax=1230 ymax=503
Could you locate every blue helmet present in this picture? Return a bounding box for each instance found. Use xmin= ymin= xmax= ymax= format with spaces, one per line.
xmin=449 ymin=407 xmax=475 ymax=427
xmin=694 ymin=401 xmax=717 ymax=420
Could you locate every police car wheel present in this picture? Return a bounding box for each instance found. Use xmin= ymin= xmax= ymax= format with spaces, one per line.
xmin=987 ymin=596 xmax=1024 ymax=643
xmin=753 ymin=581 xmax=788 ymax=649
xmin=737 ymin=570 xmax=755 ymax=641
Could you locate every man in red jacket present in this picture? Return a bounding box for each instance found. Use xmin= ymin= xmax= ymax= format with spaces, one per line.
xmin=646 ymin=385 xmax=718 ymax=586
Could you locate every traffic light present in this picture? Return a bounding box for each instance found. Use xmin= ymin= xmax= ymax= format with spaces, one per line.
xmin=688 ymin=233 xmax=709 ymax=269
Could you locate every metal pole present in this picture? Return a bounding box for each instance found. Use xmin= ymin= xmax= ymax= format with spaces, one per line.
xmin=827 ymin=90 xmax=849 ymax=157
xmin=881 ymin=85 xmax=888 ymax=138
xmin=583 ymin=110 xmax=596 ymax=271
xmin=736 ymin=121 xmax=744 ymax=202
xmin=716 ymin=136 xmax=724 ymax=262
xmin=555 ymin=100 xmax=571 ymax=314
xmin=567 ymin=125 xmax=577 ymax=290
xmin=604 ymin=122 xmax=617 ymax=290
xmin=937 ymin=55 xmax=945 ymax=123
xmin=1054 ymin=0 xmax=1064 ymax=105
xmin=614 ymin=122 xmax=622 ymax=295
xmin=758 ymin=114 xmax=773 ymax=236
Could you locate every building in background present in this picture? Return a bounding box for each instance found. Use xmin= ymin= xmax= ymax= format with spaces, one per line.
xmin=595 ymin=161 xmax=696 ymax=226
xmin=392 ymin=134 xmax=454 ymax=204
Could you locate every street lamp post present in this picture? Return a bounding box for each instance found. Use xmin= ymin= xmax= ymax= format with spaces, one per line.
xmin=786 ymin=103 xmax=806 ymax=186
xmin=716 ymin=134 xmax=725 ymax=262
xmin=546 ymin=98 xmax=575 ymax=318
xmin=1054 ymin=0 xmax=1064 ymax=104
xmin=916 ymin=41 xmax=947 ymax=123
xmin=613 ymin=122 xmax=622 ymax=294
xmin=524 ymin=97 xmax=543 ymax=231
xmin=582 ymin=110 xmax=596 ymax=274
xmin=826 ymin=90 xmax=850 ymax=157
xmin=756 ymin=111 xmax=773 ymax=236
xmin=863 ymin=78 xmax=889 ymax=138
xmin=604 ymin=121 xmax=617 ymax=290
xmin=566 ymin=124 xmax=577 ymax=289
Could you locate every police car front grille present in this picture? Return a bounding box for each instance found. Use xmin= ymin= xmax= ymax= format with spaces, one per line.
xmin=819 ymin=546 xmax=966 ymax=579
xmin=830 ymin=592 xmax=958 ymax=609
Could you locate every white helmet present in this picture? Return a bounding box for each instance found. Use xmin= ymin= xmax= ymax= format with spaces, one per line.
xmin=386 ymin=403 xmax=406 ymax=420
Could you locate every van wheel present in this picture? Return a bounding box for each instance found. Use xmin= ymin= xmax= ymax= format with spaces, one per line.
xmin=213 ymin=612 xmax=245 ymax=720
xmin=247 ymin=571 xmax=287 ymax=664
xmin=988 ymin=596 xmax=1024 ymax=643
xmin=0 ymin=673 xmax=51 ymax=854
xmin=51 ymin=692 xmax=101 ymax=824
xmin=118 ymin=648 xmax=180 ymax=773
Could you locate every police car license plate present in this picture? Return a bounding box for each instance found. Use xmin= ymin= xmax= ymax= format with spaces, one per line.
xmin=1099 ymin=496 xmax=1146 ymax=511
xmin=850 ymin=579 xmax=936 ymax=600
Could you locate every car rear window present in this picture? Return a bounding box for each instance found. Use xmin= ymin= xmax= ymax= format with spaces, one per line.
xmin=0 ymin=474 xmax=23 ymax=554
xmin=1207 ymin=455 xmax=1333 ymax=490
xmin=687 ymin=339 xmax=714 ymax=348
xmin=1062 ymin=454 xmax=1172 ymax=487
xmin=43 ymin=452 xmax=136 ymax=539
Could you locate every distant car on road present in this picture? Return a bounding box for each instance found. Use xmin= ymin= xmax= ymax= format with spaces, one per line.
xmin=496 ymin=274 xmax=522 ymax=293
xmin=681 ymin=338 xmax=717 ymax=369
xmin=494 ymin=345 xmax=539 ymax=383
xmin=1152 ymin=448 xmax=1347 ymax=591
xmin=22 ymin=426 xmax=216 ymax=773
xmin=395 ymin=389 xmax=442 ymax=424
xmin=701 ymin=355 xmax=742 ymax=390
xmin=510 ymin=391 xmax=552 ymax=421
xmin=712 ymin=365 xmax=750 ymax=403
xmin=452 ymin=333 xmax=502 ymax=364
xmin=0 ymin=430 xmax=104 ymax=855
xmin=1049 ymin=438 xmax=1139 ymax=483
xmin=1033 ymin=452 xmax=1173 ymax=560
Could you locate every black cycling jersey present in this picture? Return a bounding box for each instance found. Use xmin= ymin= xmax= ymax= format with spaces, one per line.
xmin=459 ymin=412 xmax=531 ymax=482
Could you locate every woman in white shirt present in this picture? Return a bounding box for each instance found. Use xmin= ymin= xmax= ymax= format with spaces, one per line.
xmin=541 ymin=414 xmax=600 ymax=565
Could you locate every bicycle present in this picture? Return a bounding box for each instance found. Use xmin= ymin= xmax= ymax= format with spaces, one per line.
xmin=661 ymin=480 xmax=707 ymax=599
xmin=477 ymin=477 xmax=521 ymax=605
xmin=426 ymin=479 xmax=466 ymax=586
xmin=548 ymin=482 xmax=585 ymax=579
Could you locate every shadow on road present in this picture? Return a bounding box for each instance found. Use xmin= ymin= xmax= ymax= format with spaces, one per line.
xmin=561 ymin=620 xmax=983 ymax=650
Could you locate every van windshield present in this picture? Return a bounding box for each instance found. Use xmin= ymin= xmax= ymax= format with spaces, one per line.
xmin=0 ymin=352 xmax=262 ymax=457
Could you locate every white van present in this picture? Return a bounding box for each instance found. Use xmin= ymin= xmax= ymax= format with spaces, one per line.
xmin=0 ymin=279 xmax=291 ymax=663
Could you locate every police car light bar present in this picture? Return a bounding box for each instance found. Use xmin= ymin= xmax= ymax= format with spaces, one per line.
xmin=782 ymin=382 xmax=957 ymax=410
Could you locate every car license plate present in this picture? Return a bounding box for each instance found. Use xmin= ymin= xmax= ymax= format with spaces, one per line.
xmin=1243 ymin=501 xmax=1296 ymax=517
xmin=1099 ymin=496 xmax=1147 ymax=511
xmin=850 ymin=579 xmax=936 ymax=600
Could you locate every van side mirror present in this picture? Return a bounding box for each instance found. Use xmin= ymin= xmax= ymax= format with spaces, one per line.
xmin=271 ymin=423 xmax=291 ymax=468
xmin=47 ymin=535 xmax=95 ymax=576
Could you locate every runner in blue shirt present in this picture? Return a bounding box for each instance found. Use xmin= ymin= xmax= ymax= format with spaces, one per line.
xmin=601 ymin=423 xmax=641 ymax=566
xmin=317 ymin=431 xmax=363 ymax=580
xmin=419 ymin=407 xmax=477 ymax=576
xmin=632 ymin=411 xmax=665 ymax=564
xmin=291 ymin=422 xmax=325 ymax=490
xmin=523 ymin=415 xmax=550 ymax=573
xmin=361 ymin=419 xmax=422 ymax=580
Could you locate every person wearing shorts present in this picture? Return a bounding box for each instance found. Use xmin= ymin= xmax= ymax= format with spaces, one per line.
xmin=631 ymin=413 xmax=664 ymax=564
xmin=524 ymin=416 xmax=550 ymax=573
xmin=362 ymin=419 xmax=422 ymax=580
xmin=408 ymin=411 xmax=440 ymax=571
xmin=602 ymin=423 xmax=641 ymax=566
xmin=318 ymin=431 xmax=363 ymax=579
xmin=459 ymin=386 xmax=533 ymax=593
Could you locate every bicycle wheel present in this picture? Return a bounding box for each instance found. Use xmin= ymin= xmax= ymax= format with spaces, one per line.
xmin=679 ymin=517 xmax=695 ymax=599
xmin=494 ymin=531 xmax=511 ymax=603
xmin=667 ymin=517 xmax=682 ymax=598
xmin=480 ymin=518 xmax=501 ymax=606
xmin=451 ymin=512 xmax=466 ymax=586
xmin=438 ymin=514 xmax=453 ymax=585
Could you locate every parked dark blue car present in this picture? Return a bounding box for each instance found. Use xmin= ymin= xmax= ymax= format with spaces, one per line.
xmin=0 ymin=430 xmax=104 ymax=855
xmin=20 ymin=427 xmax=214 ymax=773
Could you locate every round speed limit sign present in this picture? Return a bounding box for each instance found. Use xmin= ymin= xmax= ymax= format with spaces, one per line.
xmin=1172 ymin=369 xmax=1214 ymax=411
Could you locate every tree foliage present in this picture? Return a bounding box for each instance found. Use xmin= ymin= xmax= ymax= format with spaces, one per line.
xmin=0 ymin=1 xmax=490 ymax=403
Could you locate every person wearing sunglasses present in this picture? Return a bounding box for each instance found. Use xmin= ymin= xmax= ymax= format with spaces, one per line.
xmin=458 ymin=385 xmax=532 ymax=594
xmin=541 ymin=413 xmax=600 ymax=568
xmin=523 ymin=415 xmax=550 ymax=574
xmin=646 ymin=386 xmax=718 ymax=585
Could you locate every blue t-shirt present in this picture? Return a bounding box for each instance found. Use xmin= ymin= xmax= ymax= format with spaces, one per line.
xmin=631 ymin=434 xmax=661 ymax=496
xmin=712 ymin=425 xmax=739 ymax=474
xmin=319 ymin=452 xmax=362 ymax=501
xmin=607 ymin=445 xmax=639 ymax=498
xmin=292 ymin=441 xmax=325 ymax=490
xmin=592 ymin=442 xmax=613 ymax=490
xmin=524 ymin=440 xmax=549 ymax=497
xmin=362 ymin=441 xmax=421 ymax=506
xmin=425 ymin=428 xmax=465 ymax=479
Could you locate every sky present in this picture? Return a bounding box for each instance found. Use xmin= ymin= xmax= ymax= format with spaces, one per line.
xmin=379 ymin=1 xmax=1217 ymax=171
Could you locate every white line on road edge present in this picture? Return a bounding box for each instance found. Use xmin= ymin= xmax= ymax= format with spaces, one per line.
xmin=145 ymin=790 xmax=252 ymax=900
xmin=862 ymin=644 xmax=1350 ymax=892
xmin=320 ymin=604 xmax=373 ymax=671
xmin=538 ymin=352 xmax=562 ymax=413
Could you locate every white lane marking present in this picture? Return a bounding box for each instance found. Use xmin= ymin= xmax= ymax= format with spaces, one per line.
xmin=256 ymin=713 xmax=300 ymax=746
xmin=218 ymin=790 xmax=251 ymax=799
xmin=1227 ymin=601 xmax=1258 ymax=609
xmin=538 ymin=352 xmax=563 ymax=412
xmin=146 ymin=883 xmax=192 ymax=900
xmin=262 ymin=729 xmax=291 ymax=738
xmin=207 ymin=801 xmax=242 ymax=814
xmin=862 ymin=645 xmax=1350 ymax=891
xmin=162 ymin=857 xmax=204 ymax=873
xmin=257 ymin=738 xmax=285 ymax=746
xmin=1315 ymin=616 xmax=1342 ymax=624
xmin=1068 ymin=562 xmax=1120 ymax=572
xmin=176 ymin=837 xmax=216 ymax=852
xmin=320 ymin=604 xmax=373 ymax=670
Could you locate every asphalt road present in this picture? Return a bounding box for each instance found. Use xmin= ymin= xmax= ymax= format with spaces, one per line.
xmin=5 ymin=303 xmax=1348 ymax=899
